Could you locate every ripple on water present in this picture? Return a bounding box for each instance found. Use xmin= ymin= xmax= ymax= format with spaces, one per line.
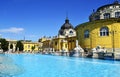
xmin=0 ymin=56 xmax=13 ymax=64
xmin=0 ymin=55 xmax=24 ymax=77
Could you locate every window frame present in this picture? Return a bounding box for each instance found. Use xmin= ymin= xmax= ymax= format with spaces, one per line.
xmin=104 ymin=13 xmax=110 ymax=19
xmin=115 ymin=12 xmax=120 ymax=18
xmin=84 ymin=30 xmax=90 ymax=38
xmin=100 ymin=27 xmax=109 ymax=36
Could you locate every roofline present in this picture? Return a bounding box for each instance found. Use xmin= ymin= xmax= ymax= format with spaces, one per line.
xmin=97 ymin=3 xmax=120 ymax=11
xmin=75 ymin=18 xmax=120 ymax=29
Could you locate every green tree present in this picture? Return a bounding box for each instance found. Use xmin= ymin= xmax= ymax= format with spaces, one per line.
xmin=0 ymin=38 xmax=9 ymax=52
xmin=38 ymin=39 xmax=41 ymax=42
xmin=16 ymin=41 xmax=24 ymax=51
xmin=31 ymin=45 xmax=35 ymax=51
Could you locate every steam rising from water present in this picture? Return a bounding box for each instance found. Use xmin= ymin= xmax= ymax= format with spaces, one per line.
xmin=0 ymin=54 xmax=24 ymax=77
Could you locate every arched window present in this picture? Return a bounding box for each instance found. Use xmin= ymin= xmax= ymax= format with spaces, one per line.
xmin=104 ymin=13 xmax=110 ymax=19
xmin=84 ymin=30 xmax=89 ymax=38
xmin=69 ymin=30 xmax=73 ymax=34
xmin=100 ymin=27 xmax=109 ymax=36
xmin=115 ymin=12 xmax=120 ymax=18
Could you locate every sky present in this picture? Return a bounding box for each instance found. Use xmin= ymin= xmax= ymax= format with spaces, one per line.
xmin=0 ymin=0 xmax=116 ymax=41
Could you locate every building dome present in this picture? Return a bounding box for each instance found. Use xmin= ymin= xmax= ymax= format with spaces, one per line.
xmin=59 ymin=18 xmax=74 ymax=36
xmin=60 ymin=18 xmax=74 ymax=29
xmin=89 ymin=1 xmax=120 ymax=21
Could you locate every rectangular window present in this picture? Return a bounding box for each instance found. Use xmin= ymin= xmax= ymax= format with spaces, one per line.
xmin=55 ymin=42 xmax=57 ymax=45
xmin=103 ymin=32 xmax=105 ymax=36
xmin=104 ymin=13 xmax=110 ymax=19
xmin=84 ymin=34 xmax=89 ymax=38
xmin=115 ymin=12 xmax=120 ymax=18
xmin=100 ymin=32 xmax=102 ymax=36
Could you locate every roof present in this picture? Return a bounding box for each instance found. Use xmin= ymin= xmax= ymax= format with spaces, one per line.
xmin=60 ymin=18 xmax=74 ymax=30
xmin=97 ymin=1 xmax=120 ymax=11
xmin=75 ymin=18 xmax=120 ymax=29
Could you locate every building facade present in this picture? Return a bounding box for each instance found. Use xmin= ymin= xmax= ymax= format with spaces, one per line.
xmin=7 ymin=39 xmax=17 ymax=52
xmin=23 ymin=41 xmax=39 ymax=52
xmin=76 ymin=1 xmax=120 ymax=52
xmin=89 ymin=1 xmax=120 ymax=21
xmin=40 ymin=18 xmax=76 ymax=52
xmin=7 ymin=39 xmax=40 ymax=52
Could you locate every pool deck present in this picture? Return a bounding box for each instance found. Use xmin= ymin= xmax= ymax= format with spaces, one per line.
xmin=1 ymin=50 xmax=120 ymax=61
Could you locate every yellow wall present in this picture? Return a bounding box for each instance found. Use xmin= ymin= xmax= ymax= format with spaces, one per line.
xmin=61 ymin=42 xmax=68 ymax=51
xmin=51 ymin=37 xmax=76 ymax=51
xmin=42 ymin=40 xmax=50 ymax=48
xmin=66 ymin=36 xmax=76 ymax=51
xmin=39 ymin=38 xmax=48 ymax=42
xmin=23 ymin=42 xmax=39 ymax=52
xmin=7 ymin=40 xmax=40 ymax=52
xmin=76 ymin=19 xmax=120 ymax=52
xmin=52 ymin=38 xmax=62 ymax=51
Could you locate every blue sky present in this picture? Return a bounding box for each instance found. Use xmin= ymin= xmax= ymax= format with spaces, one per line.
xmin=0 ymin=0 xmax=115 ymax=41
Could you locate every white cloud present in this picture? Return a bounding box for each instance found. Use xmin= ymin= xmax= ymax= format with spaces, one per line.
xmin=0 ymin=27 xmax=24 ymax=33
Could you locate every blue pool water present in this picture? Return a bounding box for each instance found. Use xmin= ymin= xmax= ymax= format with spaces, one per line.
xmin=1 ymin=54 xmax=120 ymax=77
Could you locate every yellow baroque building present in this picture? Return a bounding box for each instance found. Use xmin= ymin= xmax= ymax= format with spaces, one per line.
xmin=40 ymin=18 xmax=76 ymax=52
xmin=52 ymin=36 xmax=76 ymax=51
xmin=23 ymin=41 xmax=39 ymax=52
xmin=42 ymin=37 xmax=52 ymax=51
xmin=7 ymin=39 xmax=40 ymax=52
xmin=75 ymin=1 xmax=120 ymax=52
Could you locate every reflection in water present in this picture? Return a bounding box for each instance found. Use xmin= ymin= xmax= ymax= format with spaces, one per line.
xmin=0 ymin=54 xmax=24 ymax=77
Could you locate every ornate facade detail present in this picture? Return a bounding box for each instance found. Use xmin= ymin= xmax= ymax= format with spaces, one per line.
xmin=89 ymin=1 xmax=120 ymax=21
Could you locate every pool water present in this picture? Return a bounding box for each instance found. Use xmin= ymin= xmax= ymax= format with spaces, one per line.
xmin=2 ymin=54 xmax=120 ymax=77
